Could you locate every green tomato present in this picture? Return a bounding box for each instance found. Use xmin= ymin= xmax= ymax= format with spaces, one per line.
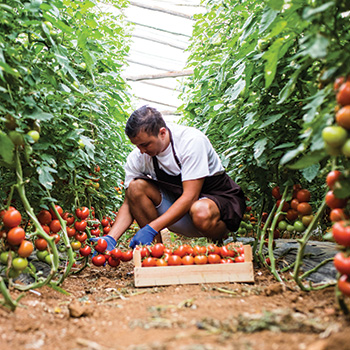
xmin=78 ymin=139 xmax=85 ymax=148
xmin=44 ymin=21 xmax=53 ymax=30
xmin=27 ymin=130 xmax=40 ymax=143
xmin=0 ymin=251 xmax=15 ymax=265
xmin=12 ymin=257 xmax=28 ymax=271
xmin=9 ymin=131 xmax=24 ymax=146
xmin=322 ymin=126 xmax=348 ymax=148
xmin=342 ymin=138 xmax=350 ymax=157
xmin=246 ymin=224 xmax=254 ymax=231
xmin=36 ymin=250 xmax=49 ymax=261
xmin=73 ymin=81 xmax=79 ymax=88
xmin=45 ymin=254 xmax=54 ymax=265
xmin=294 ymin=220 xmax=306 ymax=232
xmin=8 ymin=268 xmax=21 ymax=278
xmin=237 ymin=227 xmax=247 ymax=235
xmin=278 ymin=220 xmax=288 ymax=231
xmin=286 ymin=224 xmax=295 ymax=232
xmin=79 ymin=62 xmax=87 ymax=70
xmin=324 ymin=143 xmax=342 ymax=156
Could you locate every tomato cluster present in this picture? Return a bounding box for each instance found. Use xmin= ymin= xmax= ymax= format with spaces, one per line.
xmin=237 ymin=201 xmax=256 ymax=236
xmin=90 ymin=238 xmax=133 ymax=267
xmin=0 ymin=207 xmax=33 ymax=277
xmin=322 ymin=77 xmax=350 ymax=157
xmin=137 ymin=242 xmax=245 ymax=267
xmin=270 ymin=185 xmax=314 ymax=238
xmin=325 ymin=170 xmax=350 ymax=297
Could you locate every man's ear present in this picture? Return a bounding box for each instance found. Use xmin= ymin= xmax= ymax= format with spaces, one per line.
xmin=159 ymin=127 xmax=167 ymax=137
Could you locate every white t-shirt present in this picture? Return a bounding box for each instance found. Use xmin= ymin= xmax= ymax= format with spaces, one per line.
xmin=124 ymin=123 xmax=224 ymax=188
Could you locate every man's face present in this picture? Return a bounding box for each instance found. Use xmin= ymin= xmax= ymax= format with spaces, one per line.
xmin=129 ymin=127 xmax=168 ymax=157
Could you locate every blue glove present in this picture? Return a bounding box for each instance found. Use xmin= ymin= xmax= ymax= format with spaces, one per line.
xmin=129 ymin=225 xmax=158 ymax=248
xmin=90 ymin=235 xmax=116 ymax=256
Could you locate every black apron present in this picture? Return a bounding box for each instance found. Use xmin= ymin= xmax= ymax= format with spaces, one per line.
xmin=137 ymin=129 xmax=246 ymax=232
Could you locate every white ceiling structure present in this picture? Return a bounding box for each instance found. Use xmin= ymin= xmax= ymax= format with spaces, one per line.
xmin=122 ymin=0 xmax=205 ymax=122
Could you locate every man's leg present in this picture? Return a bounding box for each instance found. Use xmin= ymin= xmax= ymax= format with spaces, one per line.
xmin=189 ymin=198 xmax=228 ymax=240
xmin=125 ymin=179 xmax=163 ymax=242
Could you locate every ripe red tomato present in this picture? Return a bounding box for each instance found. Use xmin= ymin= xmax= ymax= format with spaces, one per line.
xmin=193 ymin=245 xmax=207 ymax=256
xmin=110 ymin=248 xmax=122 ymax=260
xmin=18 ymin=240 xmax=34 ymax=258
xmin=79 ymin=245 xmax=92 ymax=257
xmin=142 ymin=257 xmax=157 ymax=267
xmin=150 ymin=243 xmax=164 ymax=258
xmin=194 ymin=255 xmax=208 ymax=265
xmin=337 ymin=81 xmax=350 ymax=106
xmin=276 ymin=200 xmax=290 ymax=212
xmin=290 ymin=198 xmax=299 ymax=210
xmin=235 ymin=255 xmax=245 ymax=263
xmin=50 ymin=205 xmax=63 ymax=220
xmin=334 ymin=76 xmax=345 ymax=91
xmin=334 ymin=252 xmax=350 ymax=275
xmin=173 ymin=245 xmax=188 ymax=258
xmin=50 ymin=233 xmax=60 ymax=244
xmin=272 ymin=186 xmax=282 ymax=200
xmin=208 ymin=253 xmax=221 ymax=264
xmin=296 ymin=189 xmax=311 ymax=203
xmin=326 ymin=170 xmax=342 ymax=190
xmin=220 ymin=245 xmax=234 ymax=258
xmin=167 ymin=255 xmax=182 ymax=266
xmin=7 ymin=227 xmax=25 ymax=245
xmin=221 ymin=258 xmax=234 ymax=264
xmin=66 ymin=226 xmax=76 ymax=237
xmin=108 ymin=256 xmax=120 ymax=267
xmin=330 ymin=208 xmax=349 ymax=222
xmin=156 ymin=258 xmax=168 ymax=266
xmin=332 ymin=221 xmax=350 ymax=246
xmin=103 ymin=226 xmax=111 ymax=235
xmin=325 ymin=191 xmax=347 ymax=209
xmin=92 ymin=254 xmax=106 ymax=266
xmin=50 ymin=219 xmax=61 ymax=233
xmin=74 ymin=220 xmax=87 ymax=232
xmin=286 ymin=209 xmax=298 ymax=222
xmin=2 ymin=208 xmax=22 ymax=228
xmin=207 ymin=244 xmax=221 ymax=255
xmin=94 ymin=238 xmax=108 ymax=253
xmin=35 ymin=238 xmax=48 ymax=251
xmin=62 ymin=212 xmax=75 ymax=226
xmin=101 ymin=218 xmax=109 ymax=227
xmin=37 ymin=210 xmax=52 ymax=225
xmin=41 ymin=224 xmax=50 ymax=234
xmin=338 ymin=274 xmax=350 ymax=296
xmin=182 ymin=255 xmax=194 ymax=265
xmin=139 ymin=246 xmax=150 ymax=258
xmin=121 ymin=250 xmax=133 ymax=262
xmin=75 ymin=231 xmax=88 ymax=242
xmin=75 ymin=207 xmax=90 ymax=220
xmin=297 ymin=202 xmax=312 ymax=216
xmin=90 ymin=228 xmax=101 ymax=237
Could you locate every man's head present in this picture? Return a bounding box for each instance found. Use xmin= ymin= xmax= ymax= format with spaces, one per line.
xmin=125 ymin=106 xmax=169 ymax=156
xmin=125 ymin=105 xmax=166 ymax=138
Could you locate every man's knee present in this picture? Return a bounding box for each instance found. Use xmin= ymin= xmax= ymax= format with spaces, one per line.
xmin=190 ymin=200 xmax=213 ymax=232
xmin=126 ymin=179 xmax=160 ymax=205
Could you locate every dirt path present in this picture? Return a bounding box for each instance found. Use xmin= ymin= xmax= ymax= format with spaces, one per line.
xmin=0 ymin=260 xmax=349 ymax=350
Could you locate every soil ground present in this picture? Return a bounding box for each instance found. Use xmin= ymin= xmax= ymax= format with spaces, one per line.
xmin=0 ymin=257 xmax=350 ymax=350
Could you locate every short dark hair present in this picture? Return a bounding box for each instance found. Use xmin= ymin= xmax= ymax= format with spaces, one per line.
xmin=125 ymin=105 xmax=166 ymax=138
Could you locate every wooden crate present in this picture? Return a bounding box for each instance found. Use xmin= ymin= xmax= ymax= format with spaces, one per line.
xmin=133 ymin=245 xmax=254 ymax=287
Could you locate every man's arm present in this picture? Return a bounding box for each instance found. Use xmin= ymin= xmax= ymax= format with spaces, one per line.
xmin=148 ymin=178 xmax=205 ymax=232
xmin=108 ymin=194 xmax=134 ymax=241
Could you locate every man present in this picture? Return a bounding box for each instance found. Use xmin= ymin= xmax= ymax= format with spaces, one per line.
xmin=99 ymin=105 xmax=246 ymax=250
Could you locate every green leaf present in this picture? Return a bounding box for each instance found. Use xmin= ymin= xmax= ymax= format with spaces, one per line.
xmin=259 ymin=7 xmax=278 ymax=34
xmin=334 ymin=180 xmax=350 ymax=199
xmin=254 ymin=138 xmax=268 ymax=160
xmin=263 ymin=37 xmax=284 ymax=88
xmin=0 ymin=131 xmax=14 ymax=164
xmin=37 ymin=165 xmax=57 ymax=190
xmin=280 ymin=144 xmax=306 ymax=165
xmin=300 ymin=34 xmax=329 ymax=59
xmin=260 ymin=113 xmax=283 ymax=128
xmin=267 ymin=0 xmax=284 ymax=10
xmin=24 ymin=106 xmax=54 ymax=121
xmin=302 ymin=2 xmax=334 ymax=19
xmin=287 ymin=150 xmax=327 ymax=169
xmin=301 ymin=163 xmax=320 ymax=182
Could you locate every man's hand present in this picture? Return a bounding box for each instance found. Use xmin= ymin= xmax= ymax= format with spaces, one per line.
xmin=129 ymin=224 xmax=158 ymax=248
xmin=90 ymin=235 xmax=116 ymax=255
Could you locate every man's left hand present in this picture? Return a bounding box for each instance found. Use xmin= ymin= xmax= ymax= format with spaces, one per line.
xmin=129 ymin=224 xmax=158 ymax=248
